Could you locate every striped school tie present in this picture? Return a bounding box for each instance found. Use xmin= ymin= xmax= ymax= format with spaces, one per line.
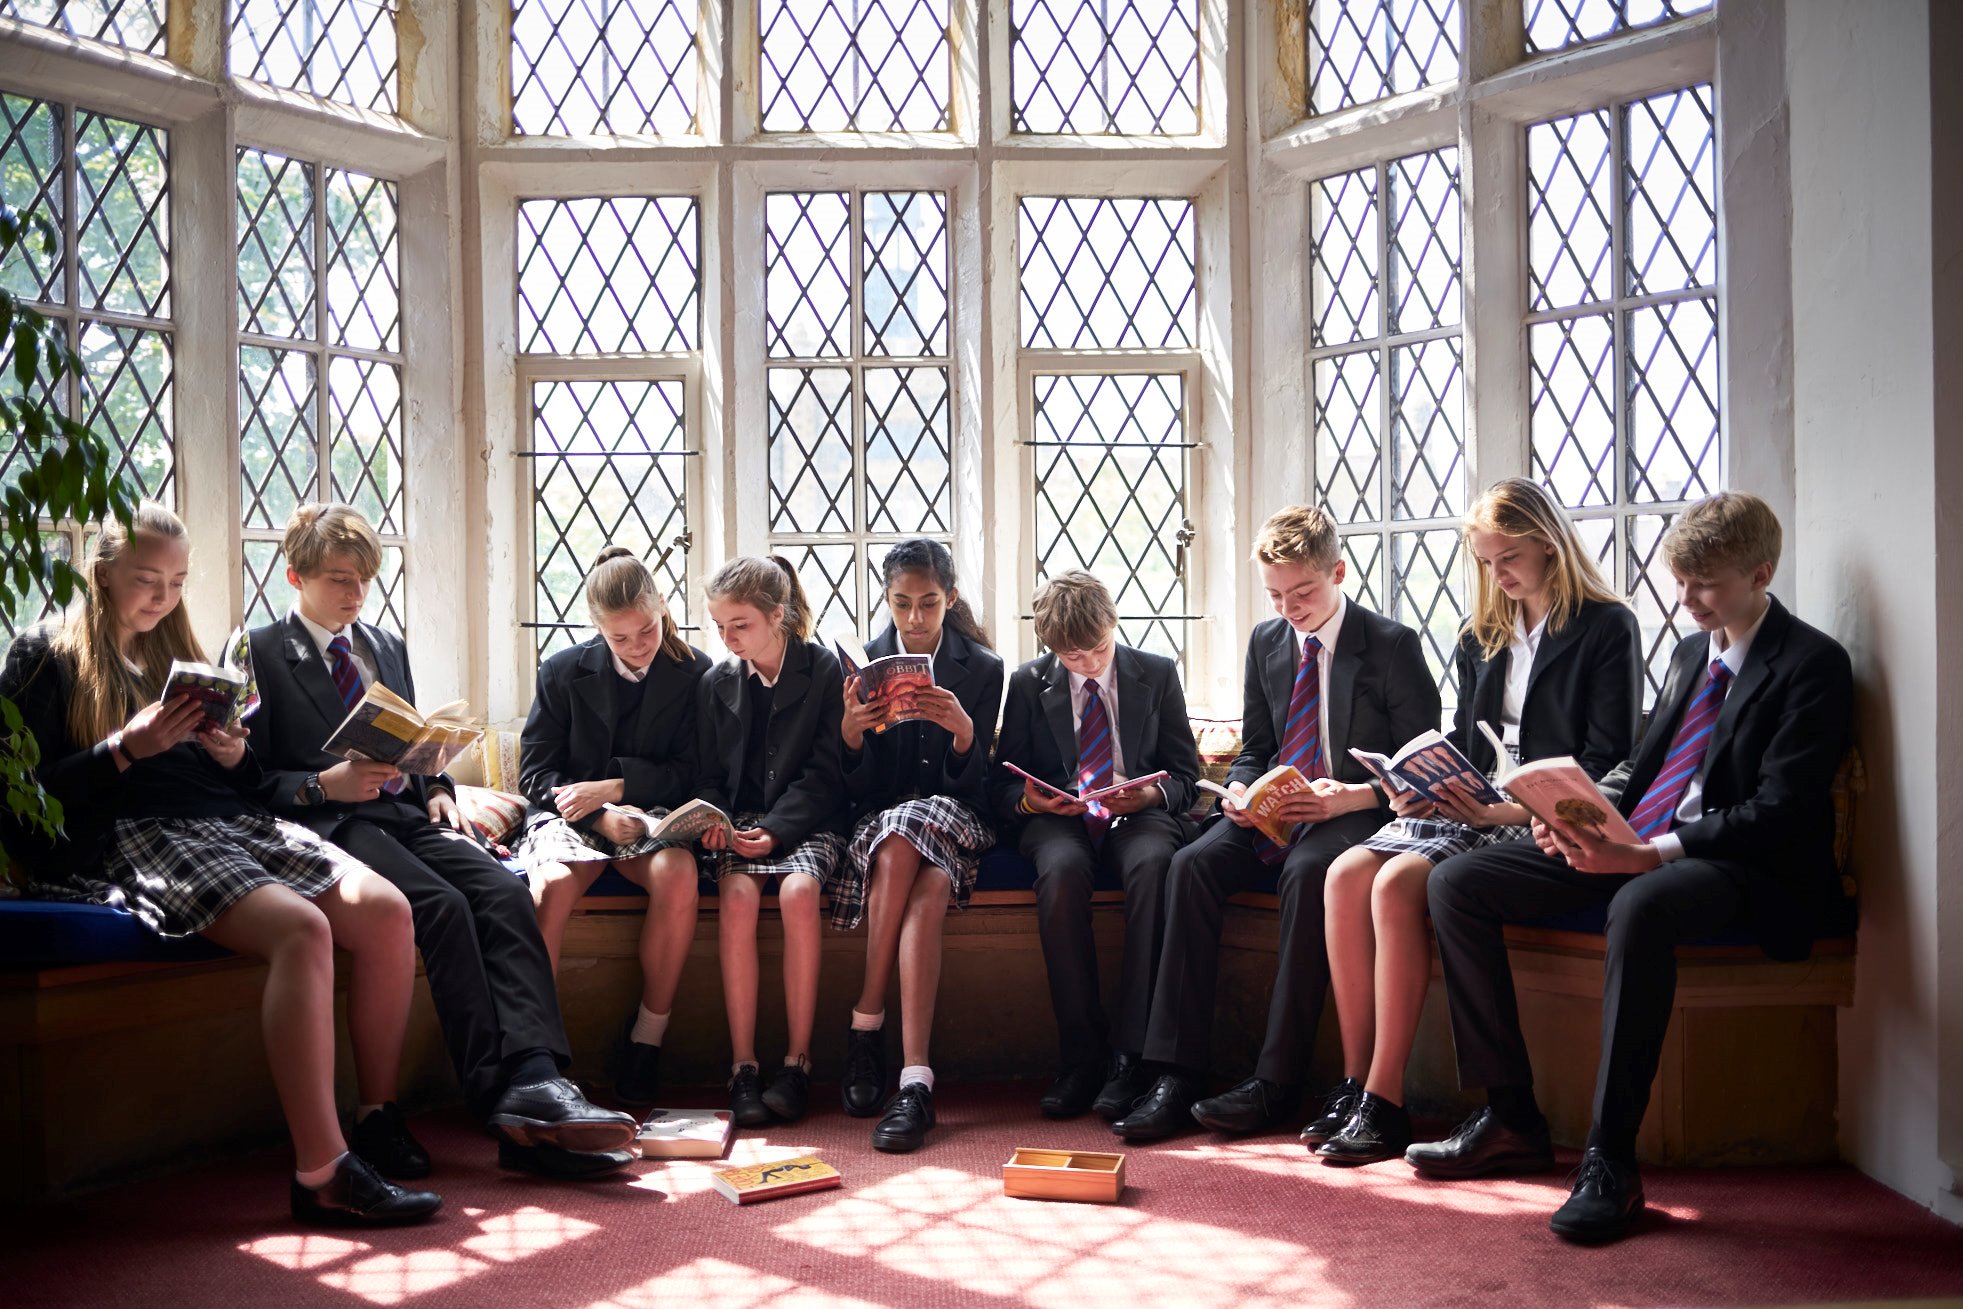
xmin=1257 ymin=635 xmax=1324 ymax=865
xmin=1077 ymin=679 xmax=1115 ymax=844
xmin=328 ymin=634 xmax=404 ymax=794
xmin=1628 ymin=658 xmax=1734 ymax=840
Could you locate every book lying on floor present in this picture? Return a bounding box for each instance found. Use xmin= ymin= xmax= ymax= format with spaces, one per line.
xmin=603 ymin=797 xmax=737 ymax=843
xmin=1475 ymin=722 xmax=1642 ymax=845
xmin=162 ymin=626 xmax=259 ymax=731
xmin=1002 ymin=763 xmax=1170 ymax=807
xmin=1196 ymin=764 xmax=1315 ymax=846
xmin=321 ymin=683 xmax=481 ymax=776
xmin=1347 ymin=730 xmax=1506 ymax=807
xmin=710 ymin=1154 xmax=841 ymax=1205
xmin=833 ymin=641 xmax=935 ymax=733
xmin=634 ymin=1109 xmax=735 ymax=1159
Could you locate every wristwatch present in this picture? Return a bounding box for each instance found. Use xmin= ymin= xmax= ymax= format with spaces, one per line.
xmin=299 ymin=773 xmax=326 ymax=806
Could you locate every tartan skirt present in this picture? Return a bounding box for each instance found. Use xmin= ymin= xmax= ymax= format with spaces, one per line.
xmin=515 ymin=812 xmax=686 ymax=867
xmin=96 ymin=812 xmax=364 ymax=938
xmin=703 ymin=811 xmax=847 ymax=889
xmin=1362 ymin=816 xmax=1530 ymax=864
xmin=827 ymin=796 xmax=995 ymax=931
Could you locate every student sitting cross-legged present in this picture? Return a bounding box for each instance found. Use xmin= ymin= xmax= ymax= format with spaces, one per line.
xmin=1416 ymin=492 xmax=1853 ymax=1244
xmin=0 ymin=504 xmax=439 ymax=1225
xmin=1313 ymin=479 xmax=1640 ymax=1166
xmin=519 ymin=546 xmax=714 ymax=1108
xmin=991 ymin=570 xmax=1200 ymax=1121
xmin=249 ymin=504 xmax=637 ymax=1181
xmin=829 ymin=539 xmax=1005 ymax=1153
xmin=695 ymin=556 xmax=849 ymax=1128
xmin=1115 ymin=505 xmax=1441 ymax=1143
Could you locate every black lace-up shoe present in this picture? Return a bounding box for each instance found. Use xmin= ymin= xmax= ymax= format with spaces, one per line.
xmin=1549 ymin=1148 xmax=1644 ymax=1243
xmin=291 ymin=1154 xmax=442 ymax=1227
xmin=842 ymin=1028 xmax=888 ymax=1118
xmin=1298 ymin=1077 xmax=1364 ymax=1148
xmin=871 ymin=1083 xmax=935 ymax=1153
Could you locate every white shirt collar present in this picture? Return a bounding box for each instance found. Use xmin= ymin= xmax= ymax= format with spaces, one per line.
xmin=1066 ymin=649 xmax=1116 ymax=697
xmin=1292 ymin=593 xmax=1347 ymax=659
xmin=743 ymin=658 xmax=779 ymax=689
xmin=611 ymin=650 xmax=650 ymax=682
xmin=1516 ymin=608 xmax=1549 ymax=649
xmin=292 ymin=606 xmax=353 ymax=660
xmin=1706 ymin=599 xmax=1771 ymax=677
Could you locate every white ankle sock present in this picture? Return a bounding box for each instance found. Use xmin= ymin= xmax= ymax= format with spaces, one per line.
xmin=899 ymin=1065 xmax=934 ymax=1092
xmin=355 ymin=1103 xmax=383 ymax=1124
xmin=295 ymin=1151 xmax=348 ymax=1188
xmin=850 ymin=1008 xmax=885 ymax=1032
xmin=784 ymin=1053 xmax=810 ymax=1070
xmin=631 ymin=1005 xmax=670 ymax=1046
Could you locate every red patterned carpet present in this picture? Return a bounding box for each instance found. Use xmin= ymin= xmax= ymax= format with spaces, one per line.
xmin=9 ymin=1082 xmax=1963 ymax=1309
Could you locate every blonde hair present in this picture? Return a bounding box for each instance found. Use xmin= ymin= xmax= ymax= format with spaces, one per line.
xmin=282 ymin=503 xmax=382 ymax=578
xmin=54 ymin=502 xmax=205 ymax=746
xmin=585 ymin=546 xmax=690 ymax=663
xmin=706 ymin=555 xmax=811 ymax=642
xmin=1252 ymin=504 xmax=1342 ymax=571
xmin=1662 ymin=492 xmax=1783 ymax=579
xmin=1031 ymin=570 xmax=1118 ymax=652
xmin=1462 ymin=479 xmax=1624 ymax=660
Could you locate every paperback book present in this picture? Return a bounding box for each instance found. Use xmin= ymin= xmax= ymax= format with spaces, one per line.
xmin=634 ymin=1109 xmax=734 ymax=1160
xmin=1347 ymin=730 xmax=1507 ymax=807
xmin=1196 ymin=764 xmax=1315 ymax=845
xmin=1003 ymin=763 xmax=1170 ymax=807
xmin=1474 ymin=722 xmax=1641 ymax=845
xmin=162 ymin=626 xmax=259 ymax=732
xmin=834 ymin=641 xmax=934 ymax=733
xmin=603 ymin=797 xmax=737 ymax=844
xmin=710 ymin=1154 xmax=841 ymax=1205
xmin=321 ymin=683 xmax=481 ymax=776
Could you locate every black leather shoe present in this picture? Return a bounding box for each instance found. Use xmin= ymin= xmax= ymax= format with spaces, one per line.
xmin=1039 ymin=1060 xmax=1106 ymax=1119
xmin=349 ymin=1102 xmax=431 ymax=1180
xmin=871 ymin=1083 xmax=935 ymax=1153
xmin=291 ymin=1153 xmax=442 ymax=1227
xmin=1091 ymin=1053 xmax=1155 ymax=1122
xmin=1112 ymin=1074 xmax=1202 ymax=1142
xmin=1298 ymin=1077 xmax=1364 ymax=1148
xmin=1405 ymin=1107 xmax=1555 ymax=1179
xmin=489 ymin=1077 xmax=638 ymax=1154
xmin=1549 ymin=1148 xmax=1645 ymax=1243
xmin=610 ymin=1013 xmax=663 ymax=1108
xmin=497 ymin=1139 xmax=635 ymax=1180
xmin=1191 ymin=1075 xmax=1300 ymax=1135
xmin=842 ymin=1028 xmax=888 ymax=1118
xmin=1316 ymin=1092 xmax=1413 ymax=1165
xmin=729 ymin=1065 xmax=770 ymax=1129
xmin=761 ymin=1062 xmax=811 ymax=1122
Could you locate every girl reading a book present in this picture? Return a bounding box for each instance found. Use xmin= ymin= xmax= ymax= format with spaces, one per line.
xmin=1315 ymin=478 xmax=1641 ymax=1165
xmin=519 ymin=546 xmax=714 ymax=1105
xmin=829 ymin=539 xmax=1004 ymax=1153
xmin=695 ymin=556 xmax=848 ymax=1127
xmin=0 ymin=504 xmax=439 ymax=1225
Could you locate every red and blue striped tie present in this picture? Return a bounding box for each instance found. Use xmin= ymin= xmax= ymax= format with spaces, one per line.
xmin=328 ymin=634 xmax=403 ymax=794
xmin=1628 ymin=658 xmax=1733 ymax=839
xmin=1257 ymin=635 xmax=1324 ymax=865
xmin=1077 ymin=678 xmax=1115 ymax=844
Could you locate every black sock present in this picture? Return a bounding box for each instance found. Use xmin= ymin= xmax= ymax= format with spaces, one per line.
xmin=505 ymin=1049 xmax=559 ymax=1088
xmin=1487 ymin=1085 xmax=1544 ymax=1132
xmin=1584 ymin=1124 xmax=1637 ymax=1165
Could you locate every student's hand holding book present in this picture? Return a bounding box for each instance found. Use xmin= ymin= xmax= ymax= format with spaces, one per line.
xmin=321 ymin=759 xmax=402 ymax=802
xmin=840 ymin=675 xmax=885 ymax=751
xmin=1021 ymin=778 xmax=1090 ymax=818
xmin=591 ymin=806 xmax=646 ymax=846
xmin=1101 ymin=781 xmax=1164 ymax=816
xmin=907 ymin=686 xmax=975 ymax=754
xmin=1388 ymin=786 xmax=1439 ymax=820
xmin=1429 ymin=776 xmax=1527 ymax=829
xmin=1269 ymin=777 xmax=1372 ymax=824
xmin=551 ymin=778 xmax=622 ymax=823
xmin=197 ymin=722 xmax=251 ymax=770
xmin=730 ymin=827 xmax=776 ymax=859
xmin=114 ymin=695 xmax=208 ymax=766
xmin=1531 ymin=815 xmax=1661 ymax=875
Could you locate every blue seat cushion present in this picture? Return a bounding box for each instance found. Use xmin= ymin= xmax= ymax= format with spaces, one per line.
xmin=0 ymin=899 xmax=230 ymax=969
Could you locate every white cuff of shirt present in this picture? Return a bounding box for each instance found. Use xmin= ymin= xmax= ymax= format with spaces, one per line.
xmin=1650 ymin=832 xmax=1686 ymax=863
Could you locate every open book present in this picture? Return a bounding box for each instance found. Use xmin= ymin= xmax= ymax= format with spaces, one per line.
xmin=1003 ymin=762 xmax=1169 ymax=807
xmin=834 ymin=640 xmax=934 ymax=733
xmin=163 ymin=626 xmax=259 ymax=732
xmin=1472 ymin=722 xmax=1642 ymax=844
xmin=1196 ymin=764 xmax=1315 ymax=845
xmin=321 ymin=683 xmax=481 ymax=776
xmin=603 ymin=797 xmax=737 ymax=844
xmin=1347 ymin=730 xmax=1506 ymax=807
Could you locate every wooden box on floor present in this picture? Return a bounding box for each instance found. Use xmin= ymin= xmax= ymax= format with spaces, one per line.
xmin=1003 ymin=1148 xmax=1126 ymax=1202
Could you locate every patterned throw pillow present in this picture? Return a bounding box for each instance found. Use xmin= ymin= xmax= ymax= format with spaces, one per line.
xmin=1187 ymin=714 xmax=1243 ymax=819
xmin=454 ymin=784 xmax=528 ymax=845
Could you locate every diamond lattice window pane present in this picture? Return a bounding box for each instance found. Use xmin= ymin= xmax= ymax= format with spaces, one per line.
xmin=1387 ymin=147 xmax=1460 ymax=333
xmin=80 ymin=321 xmax=172 ymax=503
xmin=242 ymin=540 xmax=286 ymax=629
xmin=0 ymin=96 xmax=64 ymax=307
xmin=1339 ymin=532 xmax=1384 ymax=615
xmin=1573 ymin=514 xmax=1616 ymax=578
xmin=1309 ymin=0 xmax=1461 ymax=116
xmin=767 ymin=367 xmax=853 ymax=534
xmin=231 ymin=0 xmax=399 ymax=113
xmin=1390 ymin=337 xmax=1464 ymax=521
xmin=759 ymin=0 xmax=951 ymax=133
xmin=1019 ymin=197 xmax=1196 ymax=350
xmin=863 ymin=191 xmax=948 ymax=358
xmin=1310 ymin=167 xmax=1377 ymax=348
xmin=1626 ymin=298 xmax=1718 ymax=505
xmin=1627 ymin=512 xmax=1687 ymax=701
xmin=240 ymin=346 xmax=318 ymax=531
xmin=236 ymin=149 xmax=315 ymax=341
xmin=1526 ymin=0 xmax=1711 ymax=54
xmin=326 ymin=169 xmax=399 ymax=352
xmin=1031 ymin=371 xmax=1189 ymax=664
xmin=328 ymin=355 xmax=403 ymax=533
xmin=0 ymin=531 xmax=71 ymax=646
xmin=1528 ymin=313 xmax=1614 ymax=509
xmin=1314 ymin=349 xmax=1382 ymax=525
xmin=1624 ymin=84 xmax=1715 ymax=297
xmin=1010 ymin=0 xmax=1199 ymax=135
xmin=779 ymin=541 xmax=860 ymax=642
xmin=361 ymin=542 xmax=407 ymax=633
xmin=0 ymin=327 xmax=65 ymax=500
xmin=75 ymin=111 xmax=169 ymax=319
xmin=765 ymin=192 xmax=851 ymax=358
xmin=517 ymin=197 xmax=699 ymax=354
xmin=512 ymin=0 xmax=696 ymax=136
xmin=1391 ymin=526 xmax=1462 ymax=703
xmin=531 ymin=379 xmax=689 ymax=660
xmin=0 ymin=0 xmax=166 ymax=53
xmin=864 ymin=367 xmax=950 ymax=534
xmin=1527 ymin=109 xmax=1612 ymax=312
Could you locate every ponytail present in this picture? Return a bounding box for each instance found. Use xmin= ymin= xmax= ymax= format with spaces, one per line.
xmin=767 ymin=554 xmax=813 ymax=642
xmin=706 ymin=555 xmax=810 ymax=645
xmin=585 ymin=545 xmax=689 ymax=664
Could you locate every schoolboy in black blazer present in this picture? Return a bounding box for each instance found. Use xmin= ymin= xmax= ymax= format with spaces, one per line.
xmin=1116 ymin=506 xmax=1441 ymax=1141
xmin=991 ymin=571 xmax=1200 ymax=1121
xmin=1416 ymin=494 xmax=1854 ymax=1245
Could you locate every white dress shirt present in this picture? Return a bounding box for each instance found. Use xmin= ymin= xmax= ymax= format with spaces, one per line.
xmin=1287 ymin=594 xmax=1347 ymax=762
xmin=1067 ymin=663 xmax=1126 ymax=782
xmin=1651 ymin=601 xmax=1770 ymax=863
xmin=612 ymin=650 xmax=649 ymax=682
xmin=293 ymin=607 xmax=377 ymax=688
xmin=1500 ymin=610 xmax=1549 ymax=745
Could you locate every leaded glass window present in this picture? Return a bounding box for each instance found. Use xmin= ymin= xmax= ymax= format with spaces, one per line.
xmin=1309 ymin=146 xmax=1464 ymax=704
xmin=1308 ymin=0 xmax=1461 ymax=117
xmin=766 ymin=189 xmax=951 ymax=640
xmin=1010 ymin=0 xmax=1199 ymax=135
xmin=0 ymin=0 xmax=164 ymax=54
xmin=517 ymin=197 xmax=700 ymax=354
xmin=512 ymin=0 xmax=698 ymax=136
xmin=759 ymin=0 xmax=952 ymax=133
xmin=231 ymin=0 xmax=398 ymax=114
xmin=237 ymin=148 xmax=407 ymax=632
xmin=1525 ymin=0 xmax=1712 ymax=55
xmin=1527 ymin=84 xmax=1718 ymax=700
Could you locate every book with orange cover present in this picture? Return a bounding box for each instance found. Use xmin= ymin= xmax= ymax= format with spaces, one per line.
xmin=709 ymin=1154 xmax=841 ymax=1205
xmin=1196 ymin=764 xmax=1315 ymax=845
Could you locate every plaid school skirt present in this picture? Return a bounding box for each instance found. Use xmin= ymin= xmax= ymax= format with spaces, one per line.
xmin=515 ymin=812 xmax=686 ymax=868
xmin=702 ymin=811 xmax=847 ymax=890
xmin=827 ymin=796 xmax=995 ymax=931
xmin=1361 ymin=816 xmax=1530 ymax=864
xmin=94 ymin=812 xmax=365 ymax=938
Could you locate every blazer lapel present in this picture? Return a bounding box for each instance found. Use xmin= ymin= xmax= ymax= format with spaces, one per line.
xmin=1326 ymin=611 xmax=1365 ymax=760
xmin=934 ymin=626 xmax=971 ymax=697
xmin=1522 ymin=616 xmax=1584 ymax=706
xmin=715 ymin=662 xmax=749 ymax=787
xmin=572 ymin=639 xmax=617 ymax=746
xmin=1113 ymin=646 xmax=1148 ymax=773
xmin=1039 ymin=656 xmax=1078 ymax=773
xmin=284 ymin=614 xmax=355 ymax=728
xmin=770 ymin=640 xmax=811 ymax=720
xmin=1709 ymin=598 xmax=1785 ymax=760
xmin=1469 ymin=644 xmax=1506 ymax=737
xmin=1264 ymin=623 xmax=1297 ymax=744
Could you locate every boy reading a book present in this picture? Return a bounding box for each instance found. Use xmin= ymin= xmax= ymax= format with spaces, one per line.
xmin=1417 ymin=492 xmax=1853 ymax=1244
xmin=990 ymin=571 xmax=1200 ymax=1120
xmin=1114 ymin=505 xmax=1440 ymax=1143
xmin=250 ymin=504 xmax=637 ymax=1181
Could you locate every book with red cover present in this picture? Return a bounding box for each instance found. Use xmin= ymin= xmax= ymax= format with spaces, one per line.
xmin=709 ymin=1154 xmax=841 ymax=1205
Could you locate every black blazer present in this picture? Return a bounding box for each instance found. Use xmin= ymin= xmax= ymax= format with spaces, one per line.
xmin=990 ymin=644 xmax=1201 ymax=826
xmin=1451 ymin=598 xmax=1642 ymax=780
xmin=519 ymin=635 xmax=714 ymax=836
xmin=843 ymin=625 xmax=1005 ymax=821
xmin=1229 ymin=603 xmax=1442 ymax=808
xmin=695 ymin=636 xmax=847 ymax=848
xmin=248 ymin=614 xmax=451 ymax=837
xmin=1597 ymin=595 xmax=1853 ymax=960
